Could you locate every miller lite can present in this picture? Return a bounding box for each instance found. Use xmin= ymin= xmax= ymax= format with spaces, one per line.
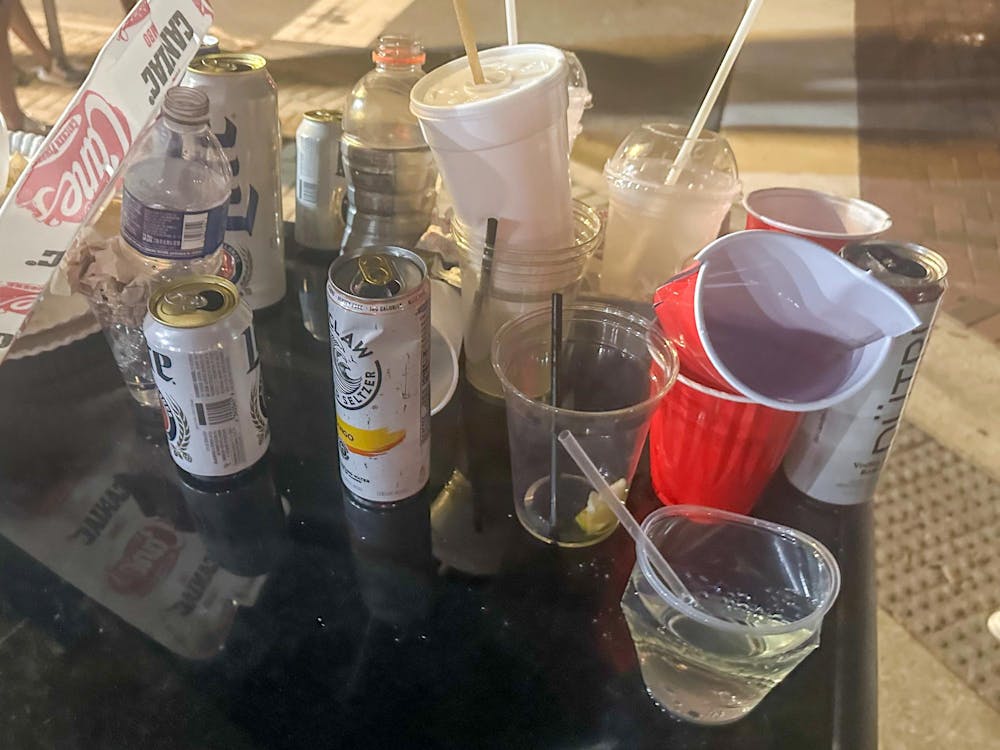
xmin=327 ymin=247 xmax=430 ymax=503
xmin=182 ymin=53 xmax=286 ymax=310
xmin=144 ymin=276 xmax=270 ymax=479
xmin=295 ymin=109 xmax=346 ymax=252
xmin=783 ymin=241 xmax=948 ymax=504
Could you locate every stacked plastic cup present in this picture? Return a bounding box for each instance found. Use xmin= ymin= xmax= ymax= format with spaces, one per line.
xmin=650 ymin=230 xmax=920 ymax=513
xmin=411 ymin=44 xmax=587 ymax=397
xmin=453 ymin=201 xmax=603 ymax=398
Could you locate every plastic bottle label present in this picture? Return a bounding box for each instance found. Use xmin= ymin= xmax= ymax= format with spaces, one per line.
xmin=121 ymin=187 xmax=228 ymax=259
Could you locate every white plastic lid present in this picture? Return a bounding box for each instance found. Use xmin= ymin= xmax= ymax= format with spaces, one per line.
xmin=411 ymin=44 xmax=567 ymax=117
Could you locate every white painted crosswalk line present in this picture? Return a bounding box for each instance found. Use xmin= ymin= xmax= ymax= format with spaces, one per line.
xmin=272 ymin=0 xmax=418 ymax=47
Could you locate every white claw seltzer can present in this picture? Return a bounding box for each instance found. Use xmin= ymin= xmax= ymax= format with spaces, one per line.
xmin=327 ymin=247 xmax=431 ymax=503
xmin=144 ymin=276 xmax=270 ymax=478
xmin=783 ymin=241 xmax=948 ymax=504
xmin=182 ymin=53 xmax=286 ymax=310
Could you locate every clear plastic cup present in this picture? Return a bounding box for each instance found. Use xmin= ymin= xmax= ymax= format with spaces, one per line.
xmin=491 ymin=304 xmax=678 ymax=547
xmin=410 ymin=44 xmax=573 ymax=252
xmin=563 ymin=50 xmax=592 ymax=152
xmin=86 ymin=294 xmax=160 ymax=407
xmin=601 ymin=123 xmax=740 ymax=305
xmin=455 ymin=201 xmax=603 ymax=398
xmin=622 ymin=505 xmax=841 ymax=725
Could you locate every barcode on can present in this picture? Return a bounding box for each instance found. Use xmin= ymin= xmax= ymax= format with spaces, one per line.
xmin=181 ymin=212 xmax=209 ymax=251
xmin=297 ymin=178 xmax=318 ymax=206
xmin=195 ymin=397 xmax=238 ymax=426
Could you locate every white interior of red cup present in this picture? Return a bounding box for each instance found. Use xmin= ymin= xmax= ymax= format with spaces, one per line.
xmin=744 ymin=187 xmax=891 ymax=240
xmin=691 ymin=231 xmax=921 ymax=411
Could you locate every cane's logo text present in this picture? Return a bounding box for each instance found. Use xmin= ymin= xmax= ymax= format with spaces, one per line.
xmin=15 ymin=91 xmax=131 ymax=226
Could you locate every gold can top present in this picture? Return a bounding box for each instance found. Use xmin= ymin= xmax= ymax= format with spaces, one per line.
xmin=149 ymin=276 xmax=241 ymax=328
xmin=304 ymin=109 xmax=343 ymax=123
xmin=188 ymin=52 xmax=268 ymax=75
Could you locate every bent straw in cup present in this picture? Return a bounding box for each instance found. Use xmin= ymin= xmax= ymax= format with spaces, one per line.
xmin=621 ymin=505 xmax=841 ymax=724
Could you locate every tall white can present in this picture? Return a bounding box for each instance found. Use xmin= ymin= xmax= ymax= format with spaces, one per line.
xmin=144 ymin=276 xmax=270 ymax=478
xmin=327 ymin=247 xmax=431 ymax=503
xmin=183 ymin=53 xmax=286 ymax=309
xmin=295 ymin=108 xmax=346 ymax=251
xmin=783 ymin=241 xmax=948 ymax=504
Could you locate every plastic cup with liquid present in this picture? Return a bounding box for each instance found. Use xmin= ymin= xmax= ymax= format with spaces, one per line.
xmin=600 ymin=123 xmax=741 ymax=306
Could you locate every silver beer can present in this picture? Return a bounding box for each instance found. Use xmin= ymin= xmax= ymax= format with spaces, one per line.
xmin=783 ymin=241 xmax=948 ymax=504
xmin=144 ymin=276 xmax=270 ymax=479
xmin=183 ymin=53 xmax=286 ymax=310
xmin=327 ymin=247 xmax=430 ymax=503
xmin=295 ymin=109 xmax=346 ymax=252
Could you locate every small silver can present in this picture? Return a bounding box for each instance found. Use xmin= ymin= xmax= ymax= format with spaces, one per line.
xmin=183 ymin=53 xmax=286 ymax=310
xmin=783 ymin=241 xmax=948 ymax=504
xmin=295 ymin=109 xmax=346 ymax=252
xmin=144 ymin=276 xmax=270 ymax=479
xmin=327 ymin=247 xmax=430 ymax=503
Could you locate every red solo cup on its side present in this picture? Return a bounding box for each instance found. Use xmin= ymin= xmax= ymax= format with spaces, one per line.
xmin=653 ymin=231 xmax=921 ymax=412
xmin=744 ymin=187 xmax=891 ymax=251
xmin=652 ymin=264 xmax=736 ymax=393
xmin=649 ymin=373 xmax=800 ymax=514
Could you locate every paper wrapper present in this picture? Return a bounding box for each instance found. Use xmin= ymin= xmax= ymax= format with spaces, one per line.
xmin=0 ymin=0 xmax=215 ymax=362
xmin=64 ymin=199 xmax=155 ymax=329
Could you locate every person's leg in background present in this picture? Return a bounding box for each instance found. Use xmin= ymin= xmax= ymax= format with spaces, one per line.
xmin=8 ymin=0 xmax=79 ymax=85
xmin=0 ymin=0 xmax=29 ymax=130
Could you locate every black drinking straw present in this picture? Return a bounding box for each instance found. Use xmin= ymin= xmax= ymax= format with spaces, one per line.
xmin=470 ymin=218 xmax=498 ymax=334
xmin=549 ymin=292 xmax=563 ymax=536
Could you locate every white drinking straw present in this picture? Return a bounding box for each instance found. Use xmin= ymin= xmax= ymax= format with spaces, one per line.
xmin=558 ymin=430 xmax=698 ymax=605
xmin=665 ymin=0 xmax=764 ymax=186
xmin=505 ymin=0 xmax=518 ymax=45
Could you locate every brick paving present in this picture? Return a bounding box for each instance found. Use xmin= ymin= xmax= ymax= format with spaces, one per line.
xmin=856 ymin=2 xmax=1000 ymax=342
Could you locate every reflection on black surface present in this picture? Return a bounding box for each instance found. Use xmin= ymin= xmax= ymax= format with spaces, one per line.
xmin=342 ymin=488 xmax=434 ymax=627
xmin=0 ymin=232 xmax=878 ymax=748
xmin=178 ymin=457 xmax=289 ymax=577
xmin=286 ymin=244 xmax=336 ymax=342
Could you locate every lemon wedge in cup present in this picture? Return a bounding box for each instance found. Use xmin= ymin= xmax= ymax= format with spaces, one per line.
xmin=575 ymin=477 xmax=628 ymax=535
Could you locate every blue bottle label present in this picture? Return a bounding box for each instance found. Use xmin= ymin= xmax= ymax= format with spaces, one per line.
xmin=121 ymin=187 xmax=228 ymax=259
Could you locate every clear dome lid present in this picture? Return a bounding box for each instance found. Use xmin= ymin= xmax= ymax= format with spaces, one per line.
xmin=604 ymin=122 xmax=740 ymax=197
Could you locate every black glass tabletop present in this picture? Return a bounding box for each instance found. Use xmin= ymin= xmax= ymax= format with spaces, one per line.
xmin=0 ymin=236 xmax=876 ymax=749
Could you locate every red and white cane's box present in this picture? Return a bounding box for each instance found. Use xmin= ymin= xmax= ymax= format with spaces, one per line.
xmin=0 ymin=0 xmax=215 ymax=364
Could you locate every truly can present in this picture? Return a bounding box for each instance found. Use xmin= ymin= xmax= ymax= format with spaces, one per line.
xmin=783 ymin=240 xmax=948 ymax=504
xmin=295 ymin=109 xmax=346 ymax=252
xmin=144 ymin=276 xmax=270 ymax=479
xmin=183 ymin=53 xmax=286 ymax=310
xmin=327 ymin=247 xmax=430 ymax=503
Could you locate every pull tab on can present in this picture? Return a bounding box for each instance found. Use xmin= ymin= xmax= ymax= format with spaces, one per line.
xmin=351 ymin=254 xmax=402 ymax=298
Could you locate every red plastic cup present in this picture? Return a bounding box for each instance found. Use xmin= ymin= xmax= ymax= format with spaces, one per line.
xmin=653 ymin=231 xmax=920 ymax=412
xmin=652 ymin=263 xmax=734 ymax=393
xmin=649 ymin=373 xmax=800 ymax=514
xmin=744 ymin=187 xmax=891 ymax=251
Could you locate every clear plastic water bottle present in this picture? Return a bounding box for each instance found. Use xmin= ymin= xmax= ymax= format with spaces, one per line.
xmin=101 ymin=86 xmax=232 ymax=408
xmin=120 ymin=86 xmax=232 ymax=281
xmin=340 ymin=34 xmax=437 ymax=252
